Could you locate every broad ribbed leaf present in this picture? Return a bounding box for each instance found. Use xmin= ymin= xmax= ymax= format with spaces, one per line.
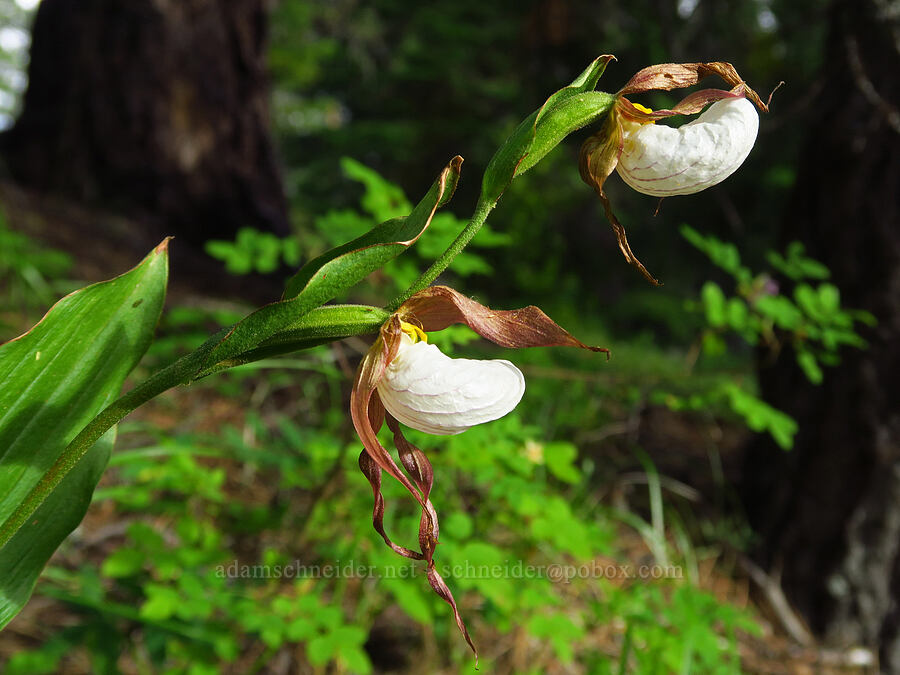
xmin=200 ymin=157 xmax=462 ymax=371
xmin=481 ymin=55 xmax=616 ymax=204
xmin=0 ymin=240 xmax=169 ymax=628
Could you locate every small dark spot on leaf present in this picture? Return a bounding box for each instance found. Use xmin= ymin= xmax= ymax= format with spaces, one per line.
xmin=132 ymin=299 xmax=143 ymax=308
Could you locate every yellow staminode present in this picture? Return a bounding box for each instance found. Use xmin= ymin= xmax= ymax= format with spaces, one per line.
xmin=631 ymin=102 xmax=655 ymax=124
xmin=399 ymin=320 xmax=428 ymax=344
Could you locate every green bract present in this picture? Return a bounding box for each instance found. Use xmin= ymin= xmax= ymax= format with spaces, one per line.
xmin=194 ymin=304 xmax=391 ymax=378
xmin=481 ymin=55 xmax=615 ymax=205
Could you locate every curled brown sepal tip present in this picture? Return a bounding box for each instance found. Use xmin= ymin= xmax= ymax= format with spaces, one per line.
xmin=598 ymin=191 xmax=661 ymax=287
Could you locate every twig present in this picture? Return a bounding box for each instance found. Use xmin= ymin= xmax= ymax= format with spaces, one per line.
xmin=738 ymin=555 xmax=815 ymax=647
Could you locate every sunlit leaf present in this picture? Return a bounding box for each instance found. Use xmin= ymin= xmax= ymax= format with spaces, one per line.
xmin=543 ymin=442 xmax=581 ymax=484
xmin=723 ymin=383 xmax=797 ymax=449
xmin=755 ymin=295 xmax=803 ymax=330
xmin=796 ymin=349 xmax=824 ymax=384
xmin=340 ymin=156 xmax=412 ymax=222
xmin=701 ymin=281 xmax=727 ymax=327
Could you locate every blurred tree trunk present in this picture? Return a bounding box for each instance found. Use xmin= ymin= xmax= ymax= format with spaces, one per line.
xmin=0 ymin=0 xmax=288 ymax=250
xmin=742 ymin=0 xmax=900 ymax=667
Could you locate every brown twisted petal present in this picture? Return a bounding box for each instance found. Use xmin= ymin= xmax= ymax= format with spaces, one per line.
xmin=578 ymin=112 xmax=660 ymax=286
xmin=428 ymin=563 xmax=478 ymax=666
xmin=397 ymin=286 xmax=609 ymax=356
xmin=388 ymin=415 xmax=435 ymax=502
xmin=597 ymin=189 xmax=661 ymax=286
xmin=617 ymin=87 xmax=745 ymax=122
xmin=357 ymin=449 xmax=424 ymax=560
xmin=355 ymin=390 xmax=424 ymax=559
xmin=352 ymin=289 xmax=608 ymax=663
xmin=386 ymin=415 xmax=441 ymax=560
xmin=350 ymin=336 xmax=421 ymax=503
xmin=352 ymin=321 xmax=478 ymax=660
xmin=617 ymin=62 xmax=768 ymax=113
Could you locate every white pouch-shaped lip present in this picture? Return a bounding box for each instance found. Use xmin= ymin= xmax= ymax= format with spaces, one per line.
xmin=616 ymin=97 xmax=759 ymax=197
xmin=377 ymin=335 xmax=525 ymax=435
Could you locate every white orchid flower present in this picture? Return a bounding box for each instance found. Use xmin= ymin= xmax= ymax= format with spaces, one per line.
xmin=377 ymin=327 xmax=525 ymax=435
xmin=616 ymin=97 xmax=759 ymax=197
xmin=350 ymin=286 xmax=608 ymax=660
xmin=579 ymin=60 xmax=770 ymax=284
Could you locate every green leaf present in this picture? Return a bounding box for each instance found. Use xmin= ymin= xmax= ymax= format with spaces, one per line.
xmin=794 ymin=283 xmax=820 ymax=318
xmin=530 ymin=497 xmax=594 ymax=559
xmin=0 ymin=241 xmax=168 ymax=628
xmin=139 ymin=582 xmax=182 ymax=621
xmin=797 ymin=257 xmax=831 ymax=280
xmin=314 ymin=209 xmax=376 ymax=248
xmin=817 ymin=283 xmax=840 ymax=315
xmin=203 ymin=158 xmax=461 ymax=373
xmin=543 ymin=441 xmax=582 ymax=484
xmin=205 ymin=228 xmax=302 ymax=276
xmin=796 ymin=349 xmax=824 ymax=385
xmin=443 ymin=511 xmax=474 ymax=539
xmin=452 ymin=541 xmax=515 ymax=606
xmin=285 ymin=617 xmax=316 ymax=642
xmin=700 ymin=282 xmax=726 ymax=327
xmin=340 ymin=157 xmax=412 ymax=222
xmin=680 ymin=225 xmax=749 ymax=281
xmin=482 ymin=55 xmax=615 ymax=204
xmin=701 ymin=331 xmax=726 ymax=357
xmin=101 ymin=547 xmax=145 ymax=578
xmin=204 ymin=239 xmax=251 ymax=275
xmin=755 ymin=295 xmax=803 ymax=330
xmin=723 ymin=383 xmax=797 ymax=450
xmin=527 ymin=613 xmax=583 ymax=663
xmin=338 ymin=645 xmax=373 ymax=675
xmin=307 ymin=635 xmax=337 ymax=666
xmin=384 ymin=578 xmax=432 ymax=623
xmin=725 ymin=297 xmax=749 ymax=332
xmin=332 ymin=625 xmax=367 ymax=647
xmin=3 ymin=635 xmax=69 ymax=674
xmin=766 ymin=242 xmax=830 ymax=281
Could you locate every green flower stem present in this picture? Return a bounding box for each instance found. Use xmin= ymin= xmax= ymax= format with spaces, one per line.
xmin=387 ymin=194 xmax=496 ymax=311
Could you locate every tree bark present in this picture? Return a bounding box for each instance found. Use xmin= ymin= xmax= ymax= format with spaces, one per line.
xmin=0 ymin=0 xmax=289 ymax=249
xmin=742 ymin=0 xmax=900 ymax=668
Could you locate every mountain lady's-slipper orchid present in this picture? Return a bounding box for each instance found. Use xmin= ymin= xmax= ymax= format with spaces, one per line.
xmin=351 ymin=286 xmax=608 ymax=660
xmin=616 ymin=97 xmax=759 ymax=196
xmin=377 ymin=328 xmax=526 ymax=435
xmin=579 ymin=61 xmax=771 ymax=285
